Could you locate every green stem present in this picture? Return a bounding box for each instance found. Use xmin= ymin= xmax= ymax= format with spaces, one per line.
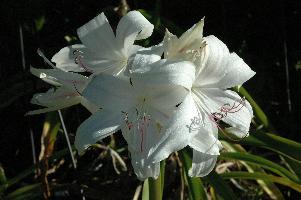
xmin=148 ymin=161 xmax=165 ymax=200
xmin=149 ymin=172 xmax=162 ymax=200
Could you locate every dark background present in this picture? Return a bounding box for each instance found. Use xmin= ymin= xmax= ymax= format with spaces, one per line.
xmin=0 ymin=0 xmax=300 ymax=199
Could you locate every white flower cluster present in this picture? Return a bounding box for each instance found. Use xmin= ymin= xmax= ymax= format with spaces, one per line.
xmin=29 ymin=11 xmax=255 ymax=180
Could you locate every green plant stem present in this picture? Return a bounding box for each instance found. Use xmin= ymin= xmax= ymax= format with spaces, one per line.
xmin=149 ymin=175 xmax=162 ymax=200
xmin=160 ymin=160 xmax=165 ymax=194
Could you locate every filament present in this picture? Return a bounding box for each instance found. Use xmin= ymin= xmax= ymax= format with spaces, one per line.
xmin=37 ymin=49 xmax=56 ymax=68
xmin=73 ymin=50 xmax=94 ymax=73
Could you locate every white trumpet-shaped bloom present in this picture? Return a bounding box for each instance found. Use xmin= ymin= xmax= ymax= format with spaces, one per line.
xmin=150 ymin=21 xmax=255 ymax=177
xmin=75 ymin=55 xmax=196 ymax=179
xmin=51 ymin=11 xmax=154 ymax=76
xmin=29 ymin=10 xmax=256 ymax=180
xmin=27 ymin=67 xmax=98 ymax=115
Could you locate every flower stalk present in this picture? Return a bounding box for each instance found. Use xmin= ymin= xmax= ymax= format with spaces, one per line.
xmin=148 ymin=174 xmax=162 ymax=200
xmin=148 ymin=160 xmax=165 ymax=200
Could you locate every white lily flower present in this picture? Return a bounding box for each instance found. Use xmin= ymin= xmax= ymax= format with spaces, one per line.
xmin=27 ymin=67 xmax=98 ymax=115
xmin=51 ymin=11 xmax=155 ymax=76
xmin=150 ymin=22 xmax=255 ymax=177
xmin=75 ymin=56 xmax=196 ymax=180
xmin=163 ymin=19 xmax=206 ymax=65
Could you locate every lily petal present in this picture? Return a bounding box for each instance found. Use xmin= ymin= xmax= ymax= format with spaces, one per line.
xmin=116 ymin=11 xmax=154 ymax=55
xmin=131 ymin=59 xmax=196 ymax=91
xmin=163 ymin=19 xmax=205 ymax=61
xmin=80 ymin=98 xmax=99 ymax=114
xmin=128 ymin=43 xmax=163 ymax=74
xmin=51 ymin=44 xmax=88 ymax=72
xmin=150 ymin=94 xmax=199 ymax=163
xmin=195 ymin=35 xmax=255 ymax=89
xmin=188 ymin=150 xmax=218 ymax=177
xmin=77 ymin=13 xmax=121 ymax=59
xmin=121 ymin=107 xmax=167 ymax=179
xmin=188 ymin=118 xmax=221 ymax=155
xmin=82 ymin=74 xmax=135 ymax=111
xmin=27 ymin=88 xmax=82 ymax=115
xmin=30 ymin=67 xmax=88 ymax=91
xmin=197 ymin=88 xmax=253 ymax=138
xmin=51 ymin=44 xmax=112 ymax=73
xmin=75 ymin=109 xmax=122 ymax=154
xmin=131 ymin=156 xmax=160 ymax=180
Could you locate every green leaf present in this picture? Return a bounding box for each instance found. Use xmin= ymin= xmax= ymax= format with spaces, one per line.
xmin=203 ymin=172 xmax=238 ymax=200
xmin=222 ymin=142 xmax=285 ymax=200
xmin=34 ymin=16 xmax=46 ymax=32
xmin=221 ymin=172 xmax=301 ymax=193
xmin=281 ymin=156 xmax=301 ymax=180
xmin=0 ymin=148 xmax=71 ymax=193
xmin=0 ymin=166 xmax=7 ymax=185
xmin=221 ymin=131 xmax=301 ymax=162
xmin=219 ymin=152 xmax=300 ymax=184
xmin=5 ymin=183 xmax=42 ymax=200
xmin=179 ymin=150 xmax=208 ymax=200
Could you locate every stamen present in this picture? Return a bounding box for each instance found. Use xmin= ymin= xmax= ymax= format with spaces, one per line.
xmin=208 ymin=97 xmax=248 ymax=141
xmin=139 ymin=113 xmax=150 ymax=152
xmin=121 ymin=111 xmax=134 ymax=130
xmin=37 ymin=49 xmax=56 ymax=68
xmin=72 ymin=80 xmax=82 ymax=96
xmin=186 ymin=116 xmax=202 ymax=132
xmin=73 ymin=50 xmax=94 ymax=73
xmin=121 ymin=110 xmax=151 ymax=153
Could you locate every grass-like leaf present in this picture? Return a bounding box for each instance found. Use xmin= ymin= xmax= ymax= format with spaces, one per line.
xmin=219 ymin=152 xmax=300 ymax=184
xmin=180 ymin=150 xmax=208 ymax=200
xmin=221 ymin=131 xmax=301 ymax=162
xmin=221 ymin=172 xmax=301 ymax=193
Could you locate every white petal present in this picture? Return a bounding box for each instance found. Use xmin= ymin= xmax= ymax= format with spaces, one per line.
xmin=80 ymin=97 xmax=99 ymax=113
xmin=195 ymin=35 xmax=255 ymax=88
xmin=116 ymin=11 xmax=154 ymax=54
xmin=51 ymin=44 xmax=116 ymax=73
xmin=51 ymin=44 xmax=87 ymax=72
xmin=128 ymin=43 xmax=163 ymax=74
xmin=121 ymin=107 xmax=166 ymax=179
xmin=150 ymin=94 xmax=199 ymax=163
xmin=88 ymin=59 xmax=128 ymax=75
xmin=131 ymin=156 xmax=160 ymax=180
xmin=27 ymin=88 xmax=81 ymax=115
xmin=131 ymin=59 xmax=196 ymax=91
xmin=75 ymin=109 xmax=122 ymax=154
xmin=82 ymin=74 xmax=135 ymax=111
xmin=188 ymin=150 xmax=217 ymax=177
xmin=121 ymin=107 xmax=167 ymax=156
xmin=188 ymin=117 xmax=221 ymax=155
xmin=163 ymin=19 xmax=204 ymax=61
xmin=52 ymin=44 xmax=129 ymax=75
xmin=77 ymin=13 xmax=122 ymax=59
xmin=26 ymin=107 xmax=64 ymax=115
xmin=196 ymin=88 xmax=253 ymax=138
xmin=30 ymin=67 xmax=88 ymax=91
xmin=150 ymin=85 xmax=188 ymax=112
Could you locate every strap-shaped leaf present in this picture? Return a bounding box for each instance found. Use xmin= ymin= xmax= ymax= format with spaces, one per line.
xmin=221 ymin=172 xmax=301 ymax=193
xmin=219 ymin=152 xmax=300 ymax=184
xmin=180 ymin=149 xmax=208 ymax=200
